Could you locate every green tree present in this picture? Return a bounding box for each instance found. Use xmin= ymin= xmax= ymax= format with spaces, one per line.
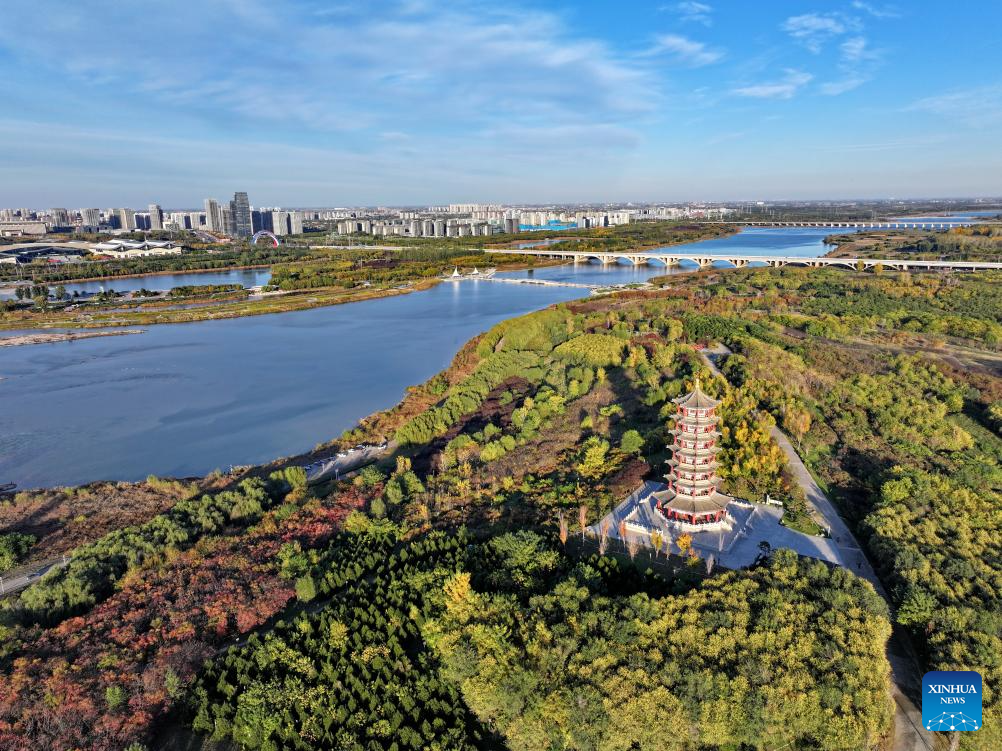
xmin=105 ymin=685 xmax=127 ymax=710
xmin=619 ymin=429 xmax=644 ymax=455
xmin=576 ymin=437 xmax=612 ymax=481
xmin=295 ymin=575 xmax=317 ymax=602
xmin=0 ymin=532 xmax=35 ymax=570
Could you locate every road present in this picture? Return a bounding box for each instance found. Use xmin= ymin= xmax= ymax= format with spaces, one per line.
xmin=0 ymin=557 xmax=69 ymax=598
xmin=701 ymin=343 xmax=936 ymax=751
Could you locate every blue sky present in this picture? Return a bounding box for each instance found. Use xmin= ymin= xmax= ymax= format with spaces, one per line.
xmin=1 ymin=0 xmax=1000 ymax=207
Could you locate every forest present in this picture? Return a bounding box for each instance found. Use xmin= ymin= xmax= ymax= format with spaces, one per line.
xmin=0 ymin=264 xmax=999 ymax=750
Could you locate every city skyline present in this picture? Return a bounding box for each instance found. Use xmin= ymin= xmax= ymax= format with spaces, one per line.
xmin=2 ymin=0 xmax=1001 ymax=205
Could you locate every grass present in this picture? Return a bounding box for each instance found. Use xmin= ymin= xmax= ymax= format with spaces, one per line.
xmin=780 ymin=512 xmax=826 ymax=536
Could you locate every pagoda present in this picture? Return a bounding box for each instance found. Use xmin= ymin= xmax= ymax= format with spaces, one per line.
xmin=652 ymin=378 xmax=732 ymax=528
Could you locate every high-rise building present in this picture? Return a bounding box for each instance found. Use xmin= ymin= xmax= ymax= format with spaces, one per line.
xmin=50 ymin=208 xmax=70 ymax=227
xmin=148 ymin=203 xmax=163 ymax=231
xmin=115 ymin=208 xmax=136 ymax=231
xmin=230 ymin=191 xmax=252 ymax=237
xmin=204 ymin=198 xmax=223 ymax=232
xmin=221 ymin=206 xmax=235 ymax=236
xmin=80 ymin=208 xmax=101 ymax=227
xmin=289 ymin=211 xmax=303 ymax=235
xmin=271 ymin=211 xmax=290 ymax=236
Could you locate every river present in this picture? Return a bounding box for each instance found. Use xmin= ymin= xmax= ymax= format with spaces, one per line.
xmin=0 ymin=226 xmax=859 ymax=489
xmin=0 ymin=268 xmax=274 ymax=300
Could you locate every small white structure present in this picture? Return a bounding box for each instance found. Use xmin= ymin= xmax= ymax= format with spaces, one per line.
xmin=90 ymin=240 xmax=184 ymax=258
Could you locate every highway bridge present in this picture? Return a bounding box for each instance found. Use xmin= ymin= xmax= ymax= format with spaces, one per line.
xmin=486 ymin=248 xmax=1002 ymax=272
xmin=699 ymin=220 xmax=977 ymax=229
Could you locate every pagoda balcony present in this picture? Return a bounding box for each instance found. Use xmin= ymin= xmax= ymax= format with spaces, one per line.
xmin=672 ymin=427 xmax=721 ymax=437
xmin=679 ymin=407 xmax=717 ymax=420
xmin=672 ymin=420 xmax=720 ymax=431
xmin=673 ymin=439 xmax=718 ymax=451
xmin=672 ymin=472 xmax=720 ymax=485
xmin=664 ymin=484 xmax=719 ymax=498
xmin=669 ymin=457 xmax=715 ymax=468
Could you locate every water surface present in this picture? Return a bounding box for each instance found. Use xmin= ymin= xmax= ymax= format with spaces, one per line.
xmin=0 ymin=281 xmax=582 ymax=488
xmin=0 ymin=226 xmax=864 ymax=489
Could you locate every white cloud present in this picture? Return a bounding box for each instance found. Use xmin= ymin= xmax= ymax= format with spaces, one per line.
xmin=908 ymin=86 xmax=1002 ymax=128
xmin=851 ymin=1 xmax=900 ymax=19
xmin=674 ymin=2 xmax=713 ymax=25
xmin=819 ymin=78 xmax=866 ymax=95
xmin=733 ymin=69 xmax=813 ymax=99
xmin=0 ymin=1 xmax=655 ymax=145
xmin=819 ymin=36 xmax=881 ymax=95
xmin=840 ymin=36 xmax=876 ymax=63
xmin=782 ymin=13 xmax=853 ymax=53
xmin=643 ymin=34 xmax=724 ymax=66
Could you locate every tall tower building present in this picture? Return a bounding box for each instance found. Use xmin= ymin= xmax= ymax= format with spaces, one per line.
xmin=148 ymin=203 xmax=163 ymax=231
xmin=230 ymin=191 xmax=252 ymax=237
xmin=271 ymin=210 xmax=290 ymax=236
xmin=204 ymin=198 xmax=223 ymax=232
xmin=652 ymin=379 xmax=732 ymax=529
xmin=116 ymin=208 xmax=136 ymax=231
xmin=221 ymin=206 xmax=236 ymax=236
xmin=80 ymin=208 xmax=101 ymax=227
xmin=289 ymin=210 xmax=303 ymax=235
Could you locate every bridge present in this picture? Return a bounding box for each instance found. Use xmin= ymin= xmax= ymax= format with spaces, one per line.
xmin=486 ymin=248 xmax=1002 ymax=272
xmin=700 ymin=220 xmax=975 ymax=229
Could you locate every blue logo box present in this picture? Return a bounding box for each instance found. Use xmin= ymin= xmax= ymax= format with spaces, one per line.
xmin=922 ymin=671 xmax=982 ymax=732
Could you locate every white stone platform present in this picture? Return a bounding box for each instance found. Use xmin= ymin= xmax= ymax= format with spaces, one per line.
xmin=594 ymin=481 xmax=843 ymax=569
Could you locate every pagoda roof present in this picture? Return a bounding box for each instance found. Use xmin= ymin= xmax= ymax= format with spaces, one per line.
xmin=652 ymin=488 xmax=732 ymax=516
xmin=674 ymin=378 xmax=721 ymax=410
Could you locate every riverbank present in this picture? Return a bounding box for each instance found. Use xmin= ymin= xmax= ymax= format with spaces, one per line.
xmin=0 ymin=328 xmax=145 ymax=347
xmin=0 ymin=256 xmax=563 ymax=330
xmin=0 ymin=280 xmax=439 ymax=330
xmin=0 ymin=262 xmax=273 ymax=289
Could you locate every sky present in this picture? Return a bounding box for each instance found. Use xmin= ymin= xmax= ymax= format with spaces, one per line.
xmin=1 ymin=0 xmax=1001 ymax=207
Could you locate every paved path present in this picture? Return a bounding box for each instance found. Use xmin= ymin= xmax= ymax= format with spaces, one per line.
xmin=304 ymin=442 xmax=392 ymax=484
xmin=0 ymin=558 xmax=69 ymax=598
xmin=701 ymin=343 xmax=936 ymax=751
